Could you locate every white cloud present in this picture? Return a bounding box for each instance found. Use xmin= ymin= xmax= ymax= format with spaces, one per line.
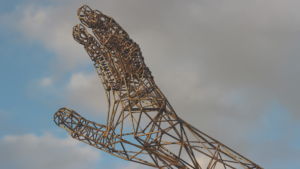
xmin=40 ymin=77 xmax=52 ymax=86
xmin=0 ymin=133 xmax=100 ymax=169
xmin=117 ymin=160 xmax=152 ymax=169
xmin=68 ymin=73 xmax=94 ymax=89
xmin=194 ymin=155 xmax=224 ymax=169
xmin=33 ymin=72 xmax=107 ymax=116
xmin=64 ymin=72 xmax=107 ymax=114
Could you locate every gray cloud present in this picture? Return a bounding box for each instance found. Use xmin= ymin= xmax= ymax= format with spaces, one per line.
xmin=2 ymin=0 xmax=300 ymax=168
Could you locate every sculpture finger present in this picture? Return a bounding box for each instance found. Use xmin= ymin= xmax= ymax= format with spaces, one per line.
xmin=77 ymin=5 xmax=151 ymax=77
xmin=77 ymin=5 xmax=95 ymax=28
xmin=54 ymin=107 xmax=107 ymax=147
xmin=72 ymin=24 xmax=90 ymax=45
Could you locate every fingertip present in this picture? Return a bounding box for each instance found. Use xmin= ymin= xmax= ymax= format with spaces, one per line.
xmin=72 ymin=24 xmax=89 ymax=45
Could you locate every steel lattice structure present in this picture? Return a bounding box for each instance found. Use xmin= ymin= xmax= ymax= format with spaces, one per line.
xmin=54 ymin=5 xmax=263 ymax=169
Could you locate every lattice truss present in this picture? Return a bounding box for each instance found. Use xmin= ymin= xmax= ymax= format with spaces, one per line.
xmin=53 ymin=5 xmax=263 ymax=169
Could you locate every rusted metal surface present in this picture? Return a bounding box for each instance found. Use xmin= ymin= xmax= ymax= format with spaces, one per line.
xmin=54 ymin=5 xmax=263 ymax=169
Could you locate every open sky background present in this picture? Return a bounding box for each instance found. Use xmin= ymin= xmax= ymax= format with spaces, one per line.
xmin=1 ymin=0 xmax=300 ymax=168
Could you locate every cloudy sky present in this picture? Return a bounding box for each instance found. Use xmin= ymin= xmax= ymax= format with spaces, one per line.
xmin=1 ymin=0 xmax=300 ymax=168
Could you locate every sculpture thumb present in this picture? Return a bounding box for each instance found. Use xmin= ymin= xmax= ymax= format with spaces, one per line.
xmin=53 ymin=107 xmax=108 ymax=147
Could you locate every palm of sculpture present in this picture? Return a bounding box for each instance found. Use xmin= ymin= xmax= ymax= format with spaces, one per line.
xmin=54 ymin=5 xmax=262 ymax=169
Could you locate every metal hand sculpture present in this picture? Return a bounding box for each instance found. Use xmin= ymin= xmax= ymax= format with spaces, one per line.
xmin=54 ymin=5 xmax=262 ymax=169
